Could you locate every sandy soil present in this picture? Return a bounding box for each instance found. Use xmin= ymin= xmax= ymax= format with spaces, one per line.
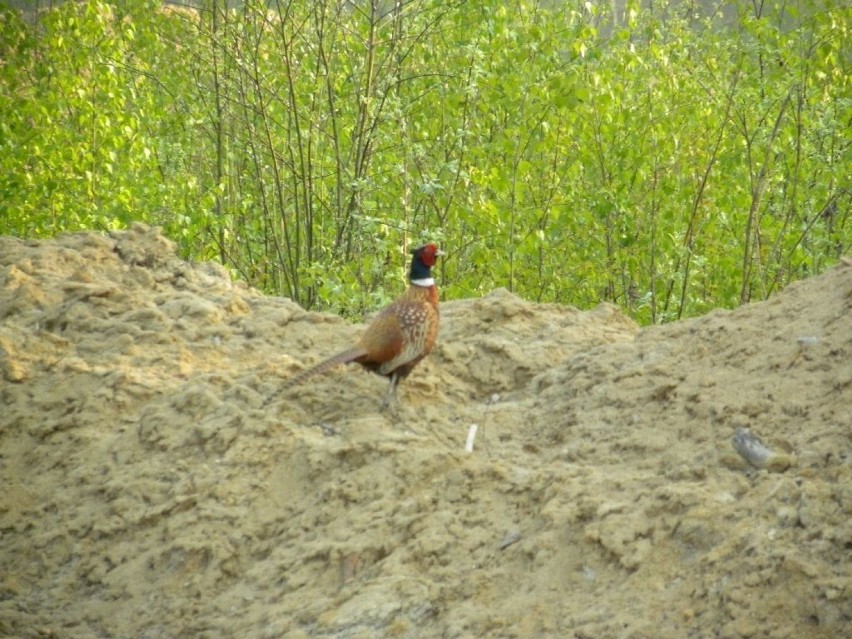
xmin=1 ymin=224 xmax=849 ymax=639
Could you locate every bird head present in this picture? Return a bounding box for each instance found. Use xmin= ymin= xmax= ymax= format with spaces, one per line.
xmin=411 ymin=243 xmax=445 ymax=267
xmin=409 ymin=243 xmax=445 ymax=282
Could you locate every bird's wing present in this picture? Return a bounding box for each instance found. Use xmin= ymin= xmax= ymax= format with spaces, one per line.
xmin=377 ymin=300 xmax=436 ymax=375
xmin=356 ymin=303 xmax=406 ymax=365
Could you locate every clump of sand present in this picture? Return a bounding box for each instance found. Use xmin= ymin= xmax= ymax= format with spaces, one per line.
xmin=1 ymin=224 xmax=849 ymax=638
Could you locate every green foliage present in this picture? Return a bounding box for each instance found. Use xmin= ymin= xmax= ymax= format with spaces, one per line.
xmin=1 ymin=0 xmax=849 ymax=322
xmin=0 ymin=0 xmax=205 ymax=240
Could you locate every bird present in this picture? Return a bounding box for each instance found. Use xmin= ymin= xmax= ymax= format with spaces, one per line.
xmin=273 ymin=243 xmax=445 ymax=407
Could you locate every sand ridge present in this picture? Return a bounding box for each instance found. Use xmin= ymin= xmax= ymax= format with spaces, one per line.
xmin=1 ymin=224 xmax=849 ymax=638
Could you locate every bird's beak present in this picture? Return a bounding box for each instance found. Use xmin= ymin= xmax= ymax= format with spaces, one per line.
xmin=436 ymin=249 xmax=446 ymax=256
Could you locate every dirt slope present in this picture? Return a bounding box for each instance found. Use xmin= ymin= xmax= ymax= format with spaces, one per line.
xmin=1 ymin=225 xmax=849 ymax=639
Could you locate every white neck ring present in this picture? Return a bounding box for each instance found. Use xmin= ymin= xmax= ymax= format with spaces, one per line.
xmin=411 ymin=277 xmax=435 ymax=287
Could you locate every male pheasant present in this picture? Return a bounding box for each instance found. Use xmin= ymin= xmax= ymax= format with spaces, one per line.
xmin=276 ymin=243 xmax=444 ymax=406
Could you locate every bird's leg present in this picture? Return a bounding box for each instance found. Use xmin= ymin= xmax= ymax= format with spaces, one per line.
xmin=381 ymin=372 xmax=400 ymax=410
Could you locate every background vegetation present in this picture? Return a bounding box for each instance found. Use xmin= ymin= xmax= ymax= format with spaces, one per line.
xmin=1 ymin=0 xmax=849 ymax=322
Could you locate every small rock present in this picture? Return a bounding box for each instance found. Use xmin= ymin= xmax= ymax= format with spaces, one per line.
xmin=731 ymin=427 xmax=793 ymax=472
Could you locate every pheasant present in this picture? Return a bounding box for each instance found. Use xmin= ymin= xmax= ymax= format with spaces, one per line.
xmin=274 ymin=243 xmax=444 ymax=407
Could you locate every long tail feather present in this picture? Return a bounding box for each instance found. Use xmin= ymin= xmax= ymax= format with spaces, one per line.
xmin=264 ymin=346 xmax=367 ymax=407
xmin=286 ymin=347 xmax=367 ymax=387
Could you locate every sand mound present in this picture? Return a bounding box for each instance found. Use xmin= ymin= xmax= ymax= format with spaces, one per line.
xmin=1 ymin=225 xmax=849 ymax=638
